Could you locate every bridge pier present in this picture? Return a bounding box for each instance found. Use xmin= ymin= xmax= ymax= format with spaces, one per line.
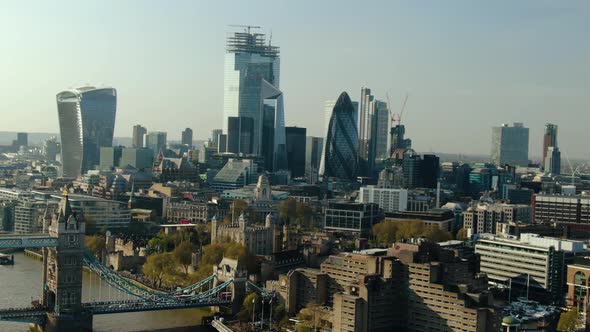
xmin=43 ymin=312 xmax=93 ymax=332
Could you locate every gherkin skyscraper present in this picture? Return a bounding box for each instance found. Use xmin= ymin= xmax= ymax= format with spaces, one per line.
xmin=322 ymin=92 xmax=359 ymax=181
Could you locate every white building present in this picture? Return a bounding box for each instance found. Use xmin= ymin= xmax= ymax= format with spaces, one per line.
xmin=358 ymin=186 xmax=407 ymax=213
xmin=475 ymin=233 xmax=586 ymax=303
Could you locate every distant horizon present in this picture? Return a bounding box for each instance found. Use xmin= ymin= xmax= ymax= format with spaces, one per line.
xmin=1 ymin=1 xmax=588 ymax=158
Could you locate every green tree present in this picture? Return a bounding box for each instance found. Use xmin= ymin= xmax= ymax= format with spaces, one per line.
xmin=143 ymin=252 xmax=177 ymax=288
xmin=296 ymin=202 xmax=314 ymax=228
xmin=456 ymin=228 xmax=468 ymax=241
xmin=395 ymin=219 xmax=425 ymax=241
xmin=85 ymin=235 xmax=105 ymax=256
xmin=279 ymin=197 xmax=298 ymax=223
xmin=372 ymin=220 xmax=398 ymax=246
xmin=557 ymin=307 xmax=580 ymax=332
xmin=174 ymin=241 xmax=195 ymax=274
xmin=148 ymin=231 xmax=176 ymax=253
xmin=423 ymin=224 xmax=452 ymax=243
xmin=237 ymin=292 xmax=261 ymax=322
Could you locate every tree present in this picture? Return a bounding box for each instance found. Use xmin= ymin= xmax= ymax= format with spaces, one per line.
xmin=557 ymin=307 xmax=580 ymax=332
xmin=296 ymin=202 xmax=314 ymax=228
xmin=395 ymin=219 xmax=425 ymax=241
xmin=372 ymin=220 xmax=398 ymax=246
xmin=237 ymin=292 xmax=261 ymax=322
xmin=85 ymin=235 xmax=105 ymax=257
xmin=143 ymin=252 xmax=177 ymax=288
xmin=148 ymin=231 xmax=176 ymax=253
xmin=279 ymin=197 xmax=298 ymax=223
xmin=423 ymin=224 xmax=452 ymax=243
xmin=456 ymin=228 xmax=468 ymax=241
xmin=174 ymin=241 xmax=195 ymax=274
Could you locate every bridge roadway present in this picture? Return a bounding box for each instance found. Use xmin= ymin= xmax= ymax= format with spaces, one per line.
xmin=0 ymin=234 xmax=58 ymax=249
xmin=1 ymin=298 xmax=232 ymax=324
xmin=0 ymin=307 xmax=47 ymax=325
xmin=84 ymin=298 xmax=232 ymax=314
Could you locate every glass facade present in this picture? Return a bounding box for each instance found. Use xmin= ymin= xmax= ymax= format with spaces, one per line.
xmin=146 ymin=132 xmax=167 ymax=157
xmin=491 ymin=122 xmax=529 ymax=166
xmin=57 ymin=87 xmax=117 ymax=177
xmin=322 ymin=92 xmax=359 ymax=181
xmin=223 ymin=32 xmax=281 ymax=161
xmin=285 ymin=126 xmax=307 ymax=178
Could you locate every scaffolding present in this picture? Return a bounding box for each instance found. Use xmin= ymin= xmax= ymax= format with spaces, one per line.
xmin=226 ymin=30 xmax=279 ymax=57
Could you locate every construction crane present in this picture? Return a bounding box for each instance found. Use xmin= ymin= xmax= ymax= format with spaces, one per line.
xmin=564 ymin=150 xmax=581 ymax=186
xmin=228 ymin=25 xmax=261 ymax=34
xmin=387 ymin=93 xmax=408 ymax=126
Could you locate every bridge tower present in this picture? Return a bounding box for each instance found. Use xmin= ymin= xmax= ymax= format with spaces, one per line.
xmin=213 ymin=257 xmax=247 ymax=314
xmin=41 ymin=192 xmax=92 ymax=332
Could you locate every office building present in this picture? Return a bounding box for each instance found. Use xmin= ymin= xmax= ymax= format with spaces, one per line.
xmin=463 ymin=202 xmax=532 ymax=235
xmin=358 ymin=87 xmax=389 ymax=176
xmin=227 ymin=116 xmax=254 ymax=155
xmin=544 ymin=146 xmax=561 ymax=175
xmin=324 ymin=201 xmax=383 ymax=235
xmin=402 ymin=150 xmax=421 ymax=188
xmin=145 ymin=132 xmax=167 ymax=157
xmin=305 ymin=136 xmax=323 ymax=183
xmin=47 ymin=193 xmax=131 ymax=232
xmin=57 ymin=86 xmax=117 ymax=177
xmin=223 ymin=29 xmax=285 ymax=166
xmin=0 ymin=201 xmax=15 ymax=232
xmin=13 ymin=132 xmax=28 ymax=148
xmin=421 ymin=154 xmax=440 ymax=189
xmin=534 ymin=193 xmax=590 ymax=236
xmin=321 ymin=92 xmax=359 ymax=181
xmin=132 ymin=125 xmax=147 ymax=148
xmin=166 ymin=200 xmax=219 ymax=224
xmin=211 ymin=129 xmax=223 ymax=148
xmin=385 ymin=208 xmax=455 ymax=232
xmin=14 ymin=200 xmax=58 ymax=234
xmin=542 ymin=123 xmax=558 ymax=168
xmin=491 ymin=122 xmax=529 ymax=167
xmin=211 ymin=159 xmax=257 ymax=191
xmin=181 ymin=128 xmax=193 ymax=147
xmin=566 ymin=257 xmax=590 ymax=326
xmin=285 ymin=126 xmax=306 ymax=178
xmin=119 ymin=148 xmax=154 ymax=170
xmin=99 ymin=146 xmax=123 ymax=170
xmin=358 ymin=186 xmax=408 ymax=213
xmin=43 ymin=137 xmax=60 ymax=162
xmin=217 ymin=134 xmax=228 ymax=153
xmin=476 ymin=233 xmax=586 ymax=304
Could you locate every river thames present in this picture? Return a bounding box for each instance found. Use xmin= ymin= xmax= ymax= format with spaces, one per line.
xmin=0 ymin=252 xmax=212 ymax=332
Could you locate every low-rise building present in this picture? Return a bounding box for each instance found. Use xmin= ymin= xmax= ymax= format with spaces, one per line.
xmin=385 ymin=208 xmax=455 ymax=232
xmin=166 ymin=200 xmax=218 ymax=223
xmin=475 ymin=233 xmax=588 ymax=304
xmin=463 ymin=201 xmax=532 ymax=236
xmin=324 ymin=201 xmax=383 ymax=236
xmin=357 ymin=186 xmax=408 ymax=213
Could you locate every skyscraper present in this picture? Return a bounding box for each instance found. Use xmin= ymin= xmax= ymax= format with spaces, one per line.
xmin=181 ymin=128 xmax=193 ymax=147
xmin=374 ymin=101 xmax=390 ymax=160
xmin=322 ymin=92 xmax=359 ymax=181
xmin=285 ymin=126 xmax=307 ymax=178
xmin=57 ymin=86 xmax=117 ymax=177
xmin=544 ymin=146 xmax=561 ymax=175
xmin=359 ymin=87 xmax=375 ymax=173
xmin=491 ymin=123 xmax=529 ymax=167
xmin=227 ymin=116 xmax=254 ymax=155
xmin=305 ymin=136 xmax=324 ymax=183
xmin=132 ymin=125 xmax=147 ymax=148
xmin=211 ymin=129 xmax=223 ymax=147
xmin=320 ymin=99 xmax=358 ymax=176
xmin=146 ymin=132 xmax=167 ymax=157
xmin=223 ymin=28 xmax=285 ymax=169
xmin=542 ymin=123 xmax=558 ymax=171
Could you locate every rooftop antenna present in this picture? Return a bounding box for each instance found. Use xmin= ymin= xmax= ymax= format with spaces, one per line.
xmin=269 ymin=29 xmax=273 ymax=46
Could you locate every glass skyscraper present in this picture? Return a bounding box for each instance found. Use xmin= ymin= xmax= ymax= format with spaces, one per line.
xmin=322 ymin=92 xmax=359 ymax=181
xmin=223 ymin=29 xmax=286 ymax=170
xmin=491 ymin=122 xmax=529 ymax=167
xmin=56 ymin=86 xmax=117 ymax=178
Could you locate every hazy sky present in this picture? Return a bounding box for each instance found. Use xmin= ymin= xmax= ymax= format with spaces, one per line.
xmin=1 ymin=1 xmax=588 ymax=159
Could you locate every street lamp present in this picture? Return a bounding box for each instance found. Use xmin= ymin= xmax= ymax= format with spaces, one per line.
xmin=252 ymin=298 xmax=256 ymax=330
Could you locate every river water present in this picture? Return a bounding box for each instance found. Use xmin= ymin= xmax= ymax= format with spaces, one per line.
xmin=0 ymin=252 xmax=213 ymax=332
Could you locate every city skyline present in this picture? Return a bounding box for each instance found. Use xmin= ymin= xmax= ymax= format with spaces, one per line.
xmin=1 ymin=1 xmax=589 ymax=158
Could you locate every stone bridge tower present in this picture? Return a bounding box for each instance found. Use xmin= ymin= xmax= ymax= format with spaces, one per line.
xmin=41 ymin=192 xmax=92 ymax=332
xmin=213 ymin=257 xmax=248 ymax=314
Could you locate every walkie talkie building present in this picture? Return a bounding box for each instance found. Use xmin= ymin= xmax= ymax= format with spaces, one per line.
xmin=57 ymin=87 xmax=117 ymax=178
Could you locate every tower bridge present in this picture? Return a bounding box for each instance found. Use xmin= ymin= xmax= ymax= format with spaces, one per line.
xmin=0 ymin=193 xmax=244 ymax=332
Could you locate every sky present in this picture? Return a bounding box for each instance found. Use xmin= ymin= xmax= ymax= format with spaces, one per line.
xmin=0 ymin=0 xmax=588 ymax=159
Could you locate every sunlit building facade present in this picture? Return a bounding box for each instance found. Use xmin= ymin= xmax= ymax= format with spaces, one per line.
xmin=57 ymin=86 xmax=117 ymax=177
